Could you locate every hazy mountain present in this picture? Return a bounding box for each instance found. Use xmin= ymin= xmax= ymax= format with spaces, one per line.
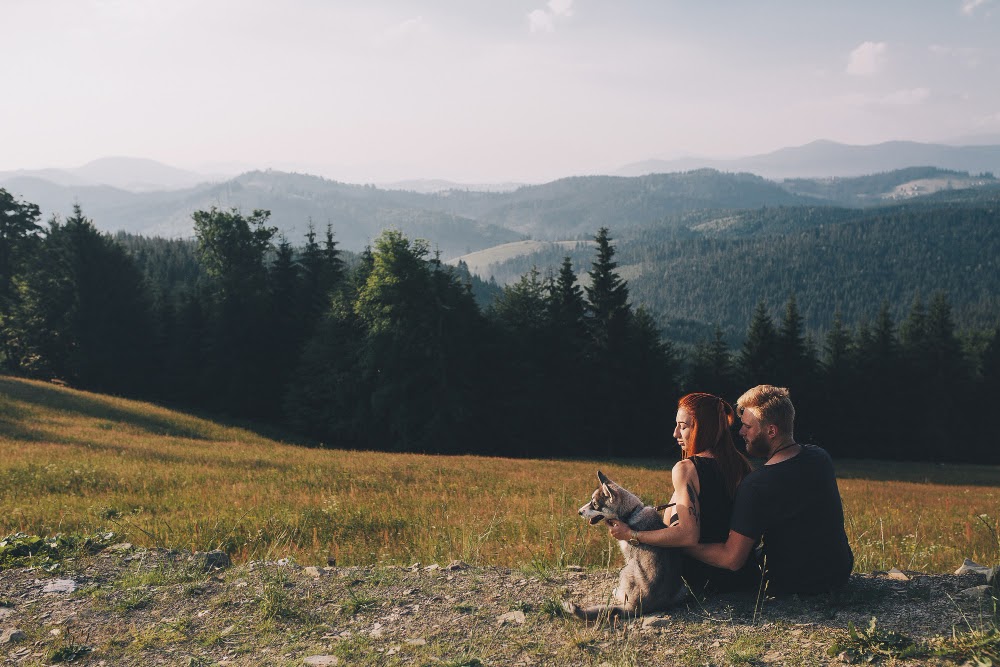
xmin=616 ymin=140 xmax=1000 ymax=179
xmin=0 ymin=170 xmax=522 ymax=259
xmin=73 ymin=157 xmax=214 ymax=191
xmin=377 ymin=179 xmax=523 ymax=194
xmin=0 ymin=157 xmax=216 ymax=193
xmin=416 ymin=170 xmax=825 ymax=238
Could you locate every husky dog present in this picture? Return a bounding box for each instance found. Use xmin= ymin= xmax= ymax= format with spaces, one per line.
xmin=564 ymin=470 xmax=686 ymax=621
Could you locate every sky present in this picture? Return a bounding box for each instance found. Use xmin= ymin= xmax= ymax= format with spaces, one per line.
xmin=2 ymin=0 xmax=999 ymax=184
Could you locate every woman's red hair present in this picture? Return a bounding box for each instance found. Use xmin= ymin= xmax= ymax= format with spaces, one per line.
xmin=678 ymin=392 xmax=751 ymax=499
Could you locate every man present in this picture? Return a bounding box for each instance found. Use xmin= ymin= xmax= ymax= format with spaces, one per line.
xmin=686 ymin=385 xmax=854 ymax=594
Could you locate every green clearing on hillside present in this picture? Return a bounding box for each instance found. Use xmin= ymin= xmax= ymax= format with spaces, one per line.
xmin=2 ymin=375 xmax=999 ymax=572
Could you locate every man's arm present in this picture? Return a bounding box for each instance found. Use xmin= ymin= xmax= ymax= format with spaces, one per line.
xmin=685 ymin=529 xmax=756 ymax=571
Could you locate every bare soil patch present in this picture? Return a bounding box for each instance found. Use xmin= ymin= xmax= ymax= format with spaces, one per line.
xmin=0 ymin=547 xmax=996 ymax=666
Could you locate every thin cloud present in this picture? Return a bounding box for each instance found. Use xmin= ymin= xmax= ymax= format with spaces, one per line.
xmin=881 ymin=88 xmax=931 ymax=106
xmin=961 ymin=0 xmax=991 ymax=15
xmin=929 ymin=44 xmax=982 ymax=67
xmin=528 ymin=0 xmax=574 ymax=33
xmin=847 ymin=41 xmax=888 ymax=76
xmin=377 ymin=16 xmax=428 ymax=45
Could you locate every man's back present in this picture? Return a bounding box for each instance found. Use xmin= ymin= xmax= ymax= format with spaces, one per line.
xmin=730 ymin=445 xmax=854 ymax=594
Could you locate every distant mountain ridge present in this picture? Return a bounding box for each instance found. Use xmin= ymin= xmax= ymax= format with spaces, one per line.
xmin=0 ymin=157 xmax=216 ymax=193
xmin=3 ymin=163 xmax=998 ymax=259
xmin=616 ymin=140 xmax=1000 ymax=179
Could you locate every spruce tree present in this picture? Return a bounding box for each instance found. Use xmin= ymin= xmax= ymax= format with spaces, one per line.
xmin=739 ymin=301 xmax=779 ymax=386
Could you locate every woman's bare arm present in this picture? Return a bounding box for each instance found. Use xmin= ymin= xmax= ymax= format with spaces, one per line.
xmin=608 ymin=460 xmax=700 ymax=547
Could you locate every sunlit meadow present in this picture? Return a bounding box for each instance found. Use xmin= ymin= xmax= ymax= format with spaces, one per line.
xmin=2 ymin=376 xmax=999 ymax=572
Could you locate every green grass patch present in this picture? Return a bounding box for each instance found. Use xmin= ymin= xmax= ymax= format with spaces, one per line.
xmin=4 ymin=375 xmax=1000 ymax=572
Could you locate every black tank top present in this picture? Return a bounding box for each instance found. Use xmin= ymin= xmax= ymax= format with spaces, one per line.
xmin=681 ymin=455 xmax=760 ymax=594
xmin=690 ymin=456 xmax=732 ymax=543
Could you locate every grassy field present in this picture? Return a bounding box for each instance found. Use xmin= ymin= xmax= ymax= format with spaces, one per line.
xmin=2 ymin=375 xmax=999 ymax=573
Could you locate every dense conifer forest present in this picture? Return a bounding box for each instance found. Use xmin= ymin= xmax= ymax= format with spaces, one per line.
xmin=1 ymin=187 xmax=998 ymax=463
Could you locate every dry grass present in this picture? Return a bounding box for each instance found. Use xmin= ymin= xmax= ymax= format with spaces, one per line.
xmin=2 ymin=375 xmax=999 ymax=571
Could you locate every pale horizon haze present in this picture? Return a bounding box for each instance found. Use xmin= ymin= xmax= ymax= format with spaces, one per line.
xmin=2 ymin=0 xmax=999 ymax=184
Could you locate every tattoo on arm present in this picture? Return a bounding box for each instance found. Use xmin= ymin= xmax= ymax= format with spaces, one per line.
xmin=686 ymin=482 xmax=700 ymax=525
xmin=669 ymin=513 xmax=680 ymax=525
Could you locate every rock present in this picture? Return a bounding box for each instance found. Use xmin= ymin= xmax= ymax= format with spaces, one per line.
xmin=959 ymin=585 xmax=995 ymax=600
xmin=565 ymin=565 xmax=584 ymax=572
xmin=424 ymin=564 xmax=441 ymax=571
xmin=886 ymin=568 xmax=910 ymax=581
xmin=954 ymin=559 xmax=992 ymax=576
xmin=446 ymin=560 xmax=469 ymax=571
xmin=303 ymin=656 xmax=339 ymax=666
xmin=498 ymin=610 xmax=526 ymax=625
xmin=406 ymin=638 xmax=427 ymax=646
xmin=0 ymin=608 xmax=12 ymax=620
xmin=42 ymin=579 xmax=77 ymax=594
xmin=642 ymin=615 xmax=672 ymax=628
xmin=303 ymin=566 xmax=323 ymax=578
xmin=192 ymin=550 xmax=231 ymax=571
xmin=105 ymin=542 xmax=133 ymax=553
xmin=988 ymin=566 xmax=1000 ymax=587
xmin=1 ymin=628 xmax=26 ymax=644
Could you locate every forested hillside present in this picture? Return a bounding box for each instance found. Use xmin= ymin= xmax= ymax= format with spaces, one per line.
xmin=485 ymin=199 xmax=1000 ymax=341
xmin=2 ymin=184 xmax=998 ymax=464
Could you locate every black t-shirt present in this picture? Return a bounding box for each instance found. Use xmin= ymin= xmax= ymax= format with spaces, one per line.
xmin=730 ymin=445 xmax=854 ymax=594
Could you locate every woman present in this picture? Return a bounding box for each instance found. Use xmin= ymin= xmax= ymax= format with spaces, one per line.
xmin=608 ymin=392 xmax=758 ymax=594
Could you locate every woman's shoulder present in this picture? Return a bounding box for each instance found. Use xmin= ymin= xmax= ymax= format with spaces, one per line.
xmin=671 ymin=458 xmax=698 ymax=482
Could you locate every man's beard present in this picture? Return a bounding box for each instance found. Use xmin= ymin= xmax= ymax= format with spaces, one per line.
xmin=746 ymin=433 xmax=770 ymax=459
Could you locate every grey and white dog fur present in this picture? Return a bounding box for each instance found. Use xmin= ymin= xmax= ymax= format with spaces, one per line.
xmin=564 ymin=470 xmax=686 ymax=621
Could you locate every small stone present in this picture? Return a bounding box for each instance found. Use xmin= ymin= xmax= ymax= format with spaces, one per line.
xmin=565 ymin=565 xmax=584 ymax=572
xmin=498 ymin=610 xmax=526 ymax=625
xmin=199 ymin=550 xmax=231 ymax=571
xmin=959 ymin=585 xmax=995 ymax=600
xmin=105 ymin=542 xmax=133 ymax=553
xmin=42 ymin=579 xmax=77 ymax=594
xmin=406 ymin=638 xmax=427 ymax=646
xmin=642 ymin=615 xmax=671 ymax=628
xmin=424 ymin=564 xmax=440 ymax=571
xmin=886 ymin=568 xmax=910 ymax=581
xmin=303 ymin=656 xmax=339 ymax=666
xmin=446 ymin=560 xmax=469 ymax=571
xmin=955 ymin=558 xmax=992 ymax=576
xmin=303 ymin=566 xmax=323 ymax=578
xmin=1 ymin=628 xmax=27 ymax=644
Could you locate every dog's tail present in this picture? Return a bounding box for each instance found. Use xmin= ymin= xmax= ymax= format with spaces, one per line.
xmin=562 ymin=601 xmax=636 ymax=622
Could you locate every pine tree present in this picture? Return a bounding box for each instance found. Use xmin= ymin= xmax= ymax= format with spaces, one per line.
xmin=584 ymin=227 xmax=630 ymax=351
xmin=739 ymin=301 xmax=779 ymax=385
xmin=6 ymin=206 xmax=153 ymax=393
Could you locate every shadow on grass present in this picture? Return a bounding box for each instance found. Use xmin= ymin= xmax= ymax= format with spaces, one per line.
xmin=0 ymin=376 xmax=316 ymax=451
xmin=835 ymin=459 xmax=1000 ymax=487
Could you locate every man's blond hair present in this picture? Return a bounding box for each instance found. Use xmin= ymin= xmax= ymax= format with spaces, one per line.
xmin=737 ymin=385 xmax=795 ymax=435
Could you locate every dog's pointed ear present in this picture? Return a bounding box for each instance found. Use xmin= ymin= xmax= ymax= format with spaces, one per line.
xmin=597 ymin=470 xmax=617 ymax=500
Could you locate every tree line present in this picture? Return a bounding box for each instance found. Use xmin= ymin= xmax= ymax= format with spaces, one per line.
xmin=2 ymin=187 xmax=998 ymax=463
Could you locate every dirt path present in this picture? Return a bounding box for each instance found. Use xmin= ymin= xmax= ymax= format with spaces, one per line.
xmin=0 ymin=547 xmax=996 ymax=666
